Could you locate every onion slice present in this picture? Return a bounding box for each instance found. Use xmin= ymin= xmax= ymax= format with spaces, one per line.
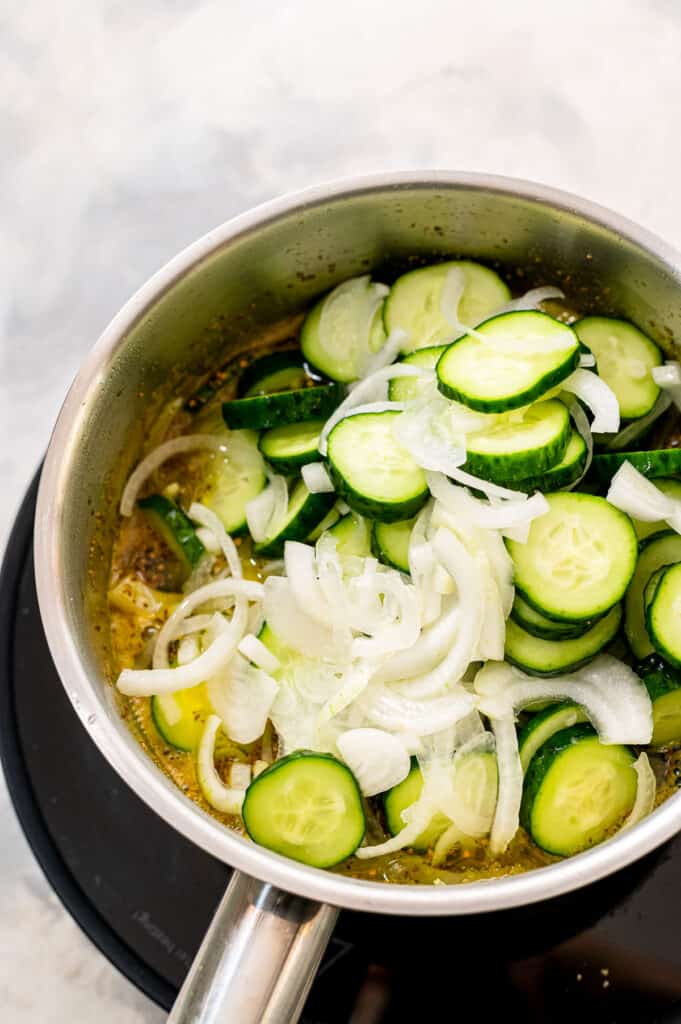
xmin=119 ymin=435 xmax=225 ymax=516
xmin=495 ymin=285 xmax=565 ymax=315
xmin=206 ymin=654 xmax=278 ymax=745
xmin=562 ymin=368 xmax=620 ymax=433
xmin=606 ymin=461 xmax=681 ymax=533
xmin=652 ymin=361 xmax=681 ymax=412
xmin=487 ymin=715 xmax=523 ymax=854
xmin=245 ymin=473 xmax=287 ymax=543
xmin=427 ymin=471 xmax=548 ymax=533
xmin=336 ymin=728 xmax=411 ymax=797
xmin=301 ymin=462 xmax=334 ymax=494
xmin=196 ymin=715 xmax=245 ymax=815
xmin=189 ymin=501 xmax=242 ymax=578
xmin=237 ymin=633 xmax=281 ymax=673
xmin=621 ymin=752 xmax=657 ymax=830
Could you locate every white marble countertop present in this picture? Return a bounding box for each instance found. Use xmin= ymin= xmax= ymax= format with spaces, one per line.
xmin=2 ymin=1 xmax=681 ymax=1019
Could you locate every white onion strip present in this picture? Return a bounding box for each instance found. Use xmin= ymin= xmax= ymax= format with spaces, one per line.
xmin=189 ymin=502 xmax=242 ymax=578
xmin=427 ymin=471 xmax=548 ymax=532
xmin=245 ymin=474 xmax=287 ymax=544
xmin=562 ymin=368 xmax=620 ymax=433
xmin=120 ymin=435 xmax=225 ymax=516
xmin=319 ymin=364 xmax=429 ymax=455
xmin=488 ymin=715 xmax=523 ymax=854
xmin=653 ymin=361 xmax=681 ymax=412
xmin=495 ymin=285 xmax=565 ymax=315
xmin=360 ymin=328 xmax=410 ymax=378
xmin=563 ymin=393 xmax=593 ymax=490
xmin=336 ymin=728 xmax=411 ymax=797
xmin=237 ymin=633 xmax=281 ymax=674
xmin=301 ymin=463 xmax=334 ymax=494
xmin=607 ymin=461 xmax=681 ymax=534
xmin=196 ymin=716 xmax=245 ymax=815
xmin=621 ymin=752 xmax=657 ymax=830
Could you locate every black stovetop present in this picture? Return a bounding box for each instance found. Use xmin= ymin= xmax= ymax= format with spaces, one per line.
xmin=3 ymin=472 xmax=681 ymax=1024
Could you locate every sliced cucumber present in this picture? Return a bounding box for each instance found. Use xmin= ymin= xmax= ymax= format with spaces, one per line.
xmin=520 ymin=723 xmax=637 ymax=856
xmin=384 ymin=260 xmax=511 ymax=353
xmin=624 ymin=531 xmax=681 ymax=658
xmin=637 ymin=654 xmax=681 ymax=747
xmin=199 ymin=429 xmax=266 ymax=535
xmin=258 ymin=420 xmax=323 ymax=474
xmin=383 ymin=752 xmax=498 ymax=851
xmin=306 ymin=505 xmax=341 ymax=541
xmin=239 ymin=351 xmax=309 ymax=397
xmin=518 ymin=703 xmax=589 ymax=772
xmin=242 ymin=751 xmax=365 ymax=867
xmin=388 ymin=346 xmax=445 ymax=402
xmin=646 ymin=562 xmax=681 ymax=668
xmin=573 ymin=317 xmax=662 ymax=419
xmin=633 ymin=478 xmax=681 ymax=541
xmin=138 ymin=494 xmax=205 ymax=571
xmin=222 ymin=382 xmax=344 ymax=431
xmin=326 ymin=512 xmax=372 ymax=557
xmin=463 ymin=399 xmax=570 ymax=484
xmin=507 ymin=492 xmax=637 ymax=622
xmin=511 ymin=596 xmax=595 ymax=641
xmin=327 ymin=411 xmax=429 ymax=522
xmin=589 ymin=449 xmax=681 ymax=485
xmin=151 ymin=684 xmax=214 ymax=752
xmin=505 ymin=604 xmax=622 ymax=677
xmin=514 ymin=429 xmax=588 ymax=495
xmin=254 ymin=481 xmax=335 ymax=557
xmin=436 ymin=312 xmax=580 ymax=413
xmin=372 ymin=517 xmax=415 ymax=573
xmin=300 ymin=275 xmax=388 ymax=383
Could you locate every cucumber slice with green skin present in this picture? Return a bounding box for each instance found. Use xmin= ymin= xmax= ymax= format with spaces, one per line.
xmin=223 ymin=382 xmax=344 ymax=431
xmin=520 ymin=723 xmax=637 ymax=856
xmin=634 ymin=479 xmax=681 ymax=541
xmin=239 ymin=351 xmax=309 ymax=397
xmin=646 ymin=563 xmax=681 ymax=668
xmin=384 ymin=261 xmax=511 ymax=353
xmin=636 ymin=654 xmax=681 ymax=747
xmin=258 ymin=420 xmax=323 ymax=474
xmin=589 ymin=449 xmax=681 ymax=485
xmin=643 ymin=567 xmax=669 ymax=612
xmin=624 ymin=531 xmax=681 ymax=658
xmin=505 ymin=604 xmax=622 ymax=677
xmin=242 ymin=751 xmax=365 ymax=867
xmin=513 ymin=430 xmax=588 ymax=495
xmin=510 ymin=596 xmax=595 ymax=641
xmin=151 ymin=684 xmax=214 ymax=752
xmin=518 ymin=703 xmax=589 ymax=772
xmin=383 ymin=753 xmax=498 ymax=851
xmin=300 ymin=276 xmax=388 ymax=383
xmin=507 ymin=492 xmax=638 ymax=622
xmin=372 ymin=517 xmax=415 ymax=573
xmin=199 ymin=429 xmax=266 ymax=535
xmin=388 ymin=346 xmax=445 ymax=402
xmin=573 ymin=317 xmax=662 ymax=419
xmin=436 ymin=312 xmax=580 ymax=413
xmin=327 ymin=411 xmax=429 ymax=522
xmin=463 ymin=399 xmax=570 ymax=485
xmin=254 ymin=481 xmax=335 ymax=557
xmin=326 ymin=512 xmax=372 ymax=557
xmin=306 ymin=505 xmax=341 ymax=541
xmin=138 ymin=494 xmax=205 ymax=570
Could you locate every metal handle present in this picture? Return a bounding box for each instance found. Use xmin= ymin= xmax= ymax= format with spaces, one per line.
xmin=168 ymin=870 xmax=338 ymax=1024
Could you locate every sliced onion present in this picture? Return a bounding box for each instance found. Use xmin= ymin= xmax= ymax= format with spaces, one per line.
xmin=622 ymin=752 xmax=657 ymax=830
xmin=237 ymin=633 xmax=281 ymax=673
xmin=245 ymin=473 xmax=287 ymax=543
xmin=120 ymin=435 xmax=225 ymax=516
xmin=229 ymin=762 xmax=252 ymax=790
xmin=318 ymin=662 xmax=374 ymax=723
xmin=195 ymin=527 xmax=220 ymax=554
xmin=562 ymin=368 xmax=620 ymax=433
xmin=284 ymin=541 xmax=332 ymax=627
xmin=653 ymin=361 xmax=681 ymax=412
xmin=579 ymin=353 xmax=596 ymax=368
xmin=206 ymin=654 xmax=278 ymax=744
xmin=318 ymin=276 xmax=389 ymax=379
xmin=319 ymin=363 xmax=429 ymax=455
xmin=446 ymin=464 xmax=525 ymax=501
xmin=441 ymin=266 xmax=483 ymax=342
xmin=371 ymin=599 xmax=459 ymax=684
xmin=189 ymin=501 xmax=242 ymax=578
xmin=177 ymin=634 xmax=200 ymax=666
xmin=607 ymin=461 xmax=681 ymax=532
xmin=360 ymin=328 xmax=410 ymax=378
xmin=336 ymin=728 xmax=411 ymax=796
xmin=427 ymin=471 xmax=548 ymax=533
xmin=431 ymin=822 xmax=472 ymax=865
xmin=562 ymin=393 xmax=593 ymax=490
xmin=301 ymin=463 xmax=334 ymax=494
xmin=487 ymin=715 xmax=523 ymax=854
xmin=354 ymin=793 xmax=437 ymax=859
xmin=364 ymin=684 xmax=474 ymax=736
xmin=152 ymin=578 xmax=263 ymax=670
xmin=474 ymin=656 xmax=653 ymax=745
xmin=495 ymin=285 xmax=565 ymax=315
xmin=196 ymin=715 xmax=245 ymax=815
xmin=473 ymin=528 xmax=515 ymax=617
xmin=603 ymin=392 xmax=672 ymax=451
xmin=349 ymin=572 xmax=421 ymax=659
xmin=446 ymin=732 xmax=497 ymax=837
xmin=174 ymin=613 xmax=219 ymax=637
xmin=263 ymin=576 xmax=346 ymax=660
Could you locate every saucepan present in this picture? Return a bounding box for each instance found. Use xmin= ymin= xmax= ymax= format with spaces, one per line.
xmin=34 ymin=172 xmax=681 ymax=1022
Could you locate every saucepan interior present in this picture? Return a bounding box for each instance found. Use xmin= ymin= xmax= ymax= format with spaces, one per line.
xmin=34 ymin=171 xmax=681 ymax=916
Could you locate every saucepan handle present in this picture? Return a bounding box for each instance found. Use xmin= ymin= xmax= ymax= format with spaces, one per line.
xmin=167 ymin=870 xmax=339 ymax=1024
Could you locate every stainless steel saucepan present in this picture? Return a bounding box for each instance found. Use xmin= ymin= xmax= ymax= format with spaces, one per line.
xmin=34 ymin=172 xmax=681 ymax=1023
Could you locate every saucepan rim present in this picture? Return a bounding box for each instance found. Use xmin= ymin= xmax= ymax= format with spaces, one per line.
xmin=34 ymin=170 xmax=681 ymax=916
